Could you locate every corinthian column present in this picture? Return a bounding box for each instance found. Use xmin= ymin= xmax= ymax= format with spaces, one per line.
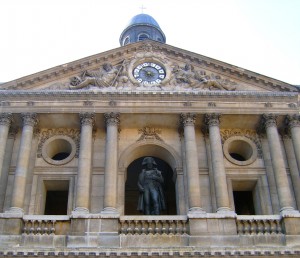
xmin=0 ymin=113 xmax=13 ymax=182
xmin=286 ymin=115 xmax=300 ymax=171
xmin=8 ymin=113 xmax=38 ymax=214
xmin=262 ymin=114 xmax=297 ymax=214
xmin=180 ymin=113 xmax=205 ymax=214
xmin=102 ymin=112 xmax=120 ymax=214
xmin=205 ymin=113 xmax=232 ymax=213
xmin=73 ymin=113 xmax=94 ymax=214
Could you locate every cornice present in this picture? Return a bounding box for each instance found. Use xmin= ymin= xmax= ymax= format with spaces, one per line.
xmin=0 ymin=90 xmax=297 ymax=102
xmin=0 ymin=41 xmax=298 ymax=93
xmin=0 ymin=90 xmax=299 ymax=102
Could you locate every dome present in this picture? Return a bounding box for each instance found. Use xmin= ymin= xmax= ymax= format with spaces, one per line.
xmin=126 ymin=14 xmax=161 ymax=29
xmin=119 ymin=13 xmax=166 ymax=46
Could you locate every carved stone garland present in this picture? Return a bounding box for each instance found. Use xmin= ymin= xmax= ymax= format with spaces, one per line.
xmin=220 ymin=128 xmax=263 ymax=158
xmin=37 ymin=128 xmax=80 ymax=158
xmin=137 ymin=126 xmax=163 ymax=142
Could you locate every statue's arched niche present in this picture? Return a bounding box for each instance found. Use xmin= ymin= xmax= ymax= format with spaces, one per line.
xmin=118 ymin=140 xmax=184 ymax=215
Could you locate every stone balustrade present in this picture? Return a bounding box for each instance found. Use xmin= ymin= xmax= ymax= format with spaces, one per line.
xmin=119 ymin=215 xmax=189 ymax=235
xmin=236 ymin=215 xmax=282 ymax=235
xmin=22 ymin=215 xmax=70 ymax=235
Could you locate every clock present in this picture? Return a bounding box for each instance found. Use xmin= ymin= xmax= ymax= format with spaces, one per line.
xmin=133 ymin=62 xmax=166 ymax=85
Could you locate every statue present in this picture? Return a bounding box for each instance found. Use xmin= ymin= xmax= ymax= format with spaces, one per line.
xmin=69 ymin=63 xmax=119 ymax=89
xmin=137 ymin=157 xmax=166 ymax=215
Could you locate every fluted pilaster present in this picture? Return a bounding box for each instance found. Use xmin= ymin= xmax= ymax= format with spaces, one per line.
xmin=180 ymin=113 xmax=204 ymax=214
xmin=73 ymin=113 xmax=95 ymax=214
xmin=8 ymin=113 xmax=38 ymax=213
xmin=0 ymin=113 xmax=13 ymax=183
xmin=205 ymin=113 xmax=232 ymax=213
xmin=102 ymin=112 xmax=120 ymax=214
xmin=261 ymin=114 xmax=296 ymax=214
xmin=286 ymin=115 xmax=300 ymax=172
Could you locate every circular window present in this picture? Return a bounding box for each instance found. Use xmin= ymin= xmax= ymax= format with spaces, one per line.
xmin=42 ymin=136 xmax=76 ymax=165
xmin=223 ymin=136 xmax=257 ymax=166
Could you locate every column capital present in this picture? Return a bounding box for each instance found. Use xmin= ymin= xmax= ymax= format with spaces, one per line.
xmin=262 ymin=113 xmax=278 ymax=129
xmin=104 ymin=112 xmax=120 ymax=126
xmin=0 ymin=113 xmax=13 ymax=126
xmin=286 ymin=114 xmax=300 ymax=129
xmin=180 ymin=113 xmax=196 ymax=127
xmin=79 ymin=112 xmax=95 ymax=127
xmin=204 ymin=113 xmax=221 ymax=127
xmin=21 ymin=113 xmax=38 ymax=127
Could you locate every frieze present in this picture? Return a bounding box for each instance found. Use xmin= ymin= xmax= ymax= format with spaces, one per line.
xmin=37 ymin=128 xmax=80 ymax=158
xmin=137 ymin=126 xmax=163 ymax=142
xmin=220 ymin=128 xmax=263 ymax=158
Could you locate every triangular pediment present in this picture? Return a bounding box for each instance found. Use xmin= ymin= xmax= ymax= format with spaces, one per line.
xmin=0 ymin=40 xmax=298 ymax=93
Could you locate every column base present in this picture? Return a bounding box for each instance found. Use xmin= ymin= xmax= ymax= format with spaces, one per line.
xmin=4 ymin=207 xmax=24 ymax=217
xmin=72 ymin=207 xmax=89 ymax=215
xmin=187 ymin=207 xmax=206 ymax=217
xmin=217 ymin=207 xmax=236 ymax=216
xmin=100 ymin=207 xmax=120 ymax=216
xmin=280 ymin=207 xmax=300 ymax=217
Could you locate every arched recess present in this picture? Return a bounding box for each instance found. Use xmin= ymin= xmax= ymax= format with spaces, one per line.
xmin=119 ymin=140 xmax=181 ymax=172
xmin=118 ymin=140 xmax=183 ymax=215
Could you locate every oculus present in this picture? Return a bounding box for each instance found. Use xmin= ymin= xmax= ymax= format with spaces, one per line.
xmin=223 ymin=136 xmax=258 ymax=166
xmin=133 ymin=62 xmax=166 ymax=85
xmin=42 ymin=135 xmax=77 ymax=166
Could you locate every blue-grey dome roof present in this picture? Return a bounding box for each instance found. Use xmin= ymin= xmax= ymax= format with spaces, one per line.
xmin=119 ymin=13 xmax=166 ymax=46
xmin=126 ymin=14 xmax=161 ymax=29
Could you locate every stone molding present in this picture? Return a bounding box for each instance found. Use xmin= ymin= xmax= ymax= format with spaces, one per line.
xmin=0 ymin=90 xmax=297 ymax=104
xmin=0 ymin=249 xmax=300 ymax=257
xmin=0 ymin=113 xmax=13 ymax=126
xmin=104 ymin=112 xmax=120 ymax=126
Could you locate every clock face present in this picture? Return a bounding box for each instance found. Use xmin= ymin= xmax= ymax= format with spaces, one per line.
xmin=133 ymin=62 xmax=166 ymax=85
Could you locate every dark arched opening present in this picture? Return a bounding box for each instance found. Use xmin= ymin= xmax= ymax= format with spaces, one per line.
xmin=125 ymin=156 xmax=176 ymax=215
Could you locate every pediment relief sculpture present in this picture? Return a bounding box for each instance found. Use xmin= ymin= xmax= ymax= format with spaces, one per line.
xmin=69 ymin=62 xmax=128 ymax=90
xmin=67 ymin=57 xmax=237 ymax=92
xmin=169 ymin=63 xmax=236 ymax=91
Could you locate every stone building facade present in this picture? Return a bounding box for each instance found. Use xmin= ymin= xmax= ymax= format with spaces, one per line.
xmin=0 ymin=13 xmax=300 ymax=257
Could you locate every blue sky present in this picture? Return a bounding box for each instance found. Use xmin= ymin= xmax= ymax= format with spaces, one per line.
xmin=1 ymin=0 xmax=299 ymax=85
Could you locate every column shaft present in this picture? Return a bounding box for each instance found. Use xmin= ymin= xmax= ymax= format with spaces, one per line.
xmin=73 ymin=113 xmax=94 ymax=213
xmin=263 ymin=114 xmax=295 ymax=212
xmin=181 ymin=113 xmax=203 ymax=213
xmin=10 ymin=113 xmax=37 ymax=212
xmin=102 ymin=113 xmax=119 ymax=213
xmin=205 ymin=114 xmax=232 ymax=213
xmin=287 ymin=115 xmax=300 ymax=172
xmin=0 ymin=113 xmax=12 ymax=181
